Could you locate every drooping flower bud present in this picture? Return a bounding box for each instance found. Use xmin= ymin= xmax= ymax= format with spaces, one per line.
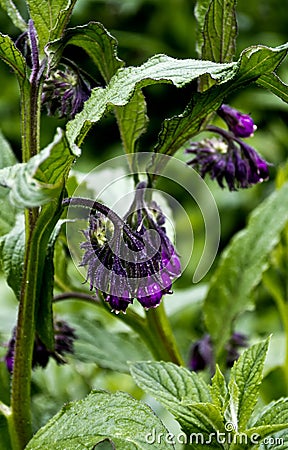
xmin=42 ymin=63 xmax=91 ymax=119
xmin=78 ymin=183 xmax=181 ymax=313
xmin=186 ymin=126 xmax=269 ymax=191
xmin=188 ymin=332 xmax=248 ymax=372
xmin=218 ymin=104 xmax=257 ymax=138
xmin=4 ymin=320 xmax=76 ymax=374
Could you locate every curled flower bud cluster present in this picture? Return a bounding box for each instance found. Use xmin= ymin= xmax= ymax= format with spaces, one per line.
xmin=42 ymin=63 xmax=91 ymax=119
xmin=4 ymin=320 xmax=76 ymax=374
xmin=79 ymin=183 xmax=181 ymax=313
xmin=188 ymin=332 xmax=248 ymax=372
xmin=186 ymin=104 xmax=269 ymax=190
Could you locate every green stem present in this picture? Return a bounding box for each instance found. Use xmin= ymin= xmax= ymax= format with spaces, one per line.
xmin=145 ymin=302 xmax=184 ymax=365
xmin=10 ymin=217 xmax=39 ymax=449
xmin=99 ymin=294 xmax=183 ymax=364
xmin=9 ymin=30 xmax=44 ymax=449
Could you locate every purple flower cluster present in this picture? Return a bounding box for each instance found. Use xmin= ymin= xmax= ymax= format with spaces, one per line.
xmin=79 ymin=184 xmax=181 ymax=313
xmin=186 ymin=104 xmax=269 ymax=190
xmin=42 ymin=63 xmax=91 ymax=119
xmin=5 ymin=320 xmax=76 ymax=374
xmin=188 ymin=332 xmax=248 ymax=372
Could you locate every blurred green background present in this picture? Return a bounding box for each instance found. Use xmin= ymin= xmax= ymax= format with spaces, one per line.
xmin=1 ymin=0 xmax=288 ymax=445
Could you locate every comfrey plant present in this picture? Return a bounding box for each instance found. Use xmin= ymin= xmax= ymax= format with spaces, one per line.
xmin=0 ymin=0 xmax=288 ymax=449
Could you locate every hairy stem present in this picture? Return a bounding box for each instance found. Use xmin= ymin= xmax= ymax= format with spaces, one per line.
xmin=145 ymin=302 xmax=184 ymax=365
xmin=9 ymin=21 xmax=44 ymax=450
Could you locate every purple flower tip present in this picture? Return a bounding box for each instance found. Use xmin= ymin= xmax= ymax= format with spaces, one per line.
xmin=4 ymin=320 xmax=76 ymax=374
xmin=188 ymin=331 xmax=248 ymax=372
xmin=218 ymin=104 xmax=256 ymax=138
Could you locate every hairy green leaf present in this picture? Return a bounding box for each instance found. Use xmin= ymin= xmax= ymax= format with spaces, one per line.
xmin=131 ymin=361 xmax=210 ymax=407
xmin=194 ymin=0 xmax=212 ymax=56
xmin=47 ymin=22 xmax=124 ymax=83
xmin=130 ymin=361 xmax=213 ymax=433
xmin=0 ymin=131 xmax=17 ymax=236
xmin=252 ymin=398 xmax=288 ymax=428
xmin=25 ymin=390 xmax=174 ymax=449
xmin=226 ymin=339 xmax=269 ymax=431
xmin=115 ymin=90 xmax=148 ymax=154
xmin=201 ymin=0 xmax=237 ymax=63
xmin=26 ymin=0 xmax=77 ymax=54
xmin=0 ymin=0 xmax=27 ymax=32
xmin=73 ymin=318 xmax=152 ymax=373
xmin=257 ymin=73 xmax=288 ymax=103
xmin=197 ymin=0 xmax=237 ymax=91
xmin=0 ymin=129 xmax=75 ymax=208
xmin=246 ymin=424 xmax=288 ymax=445
xmin=66 ymin=54 xmax=235 ymax=148
xmin=35 ymin=211 xmax=65 ymax=350
xmin=204 ymin=183 xmax=288 ymax=357
xmin=183 ymin=402 xmax=225 ymax=441
xmin=155 ymin=43 xmax=288 ymax=156
xmin=259 ymin=430 xmax=288 ymax=449
xmin=210 ymin=365 xmax=228 ymax=413
xmin=0 ymin=33 xmax=26 ymax=78
xmin=130 ymin=363 xmax=226 ymax=445
xmin=0 ymin=214 xmax=25 ymax=298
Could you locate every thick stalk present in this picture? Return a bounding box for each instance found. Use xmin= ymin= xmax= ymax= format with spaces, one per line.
xmin=9 ymin=22 xmax=43 ymax=448
xmin=145 ymin=302 xmax=184 ymax=365
xmin=10 ymin=221 xmax=38 ymax=449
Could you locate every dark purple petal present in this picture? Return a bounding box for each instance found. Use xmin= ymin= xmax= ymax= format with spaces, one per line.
xmin=4 ymin=321 xmax=76 ymax=373
xmin=137 ymin=277 xmax=163 ymax=308
xmin=104 ymin=293 xmax=132 ymax=313
xmin=189 ymin=335 xmax=213 ymax=372
xmin=218 ymin=104 xmax=256 ymax=138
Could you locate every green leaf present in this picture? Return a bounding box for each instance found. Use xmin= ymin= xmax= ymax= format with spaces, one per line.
xmin=154 ymin=43 xmax=288 ymax=156
xmin=130 ymin=361 xmax=212 ymax=431
xmin=0 ymin=414 xmax=12 ymax=450
xmin=194 ymin=0 xmax=212 ymax=57
xmin=210 ymin=365 xmax=228 ymax=413
xmin=66 ymin=54 xmax=235 ymax=148
xmin=115 ymin=90 xmax=148 ymax=154
xmin=252 ymin=398 xmax=288 ymax=428
xmin=257 ymin=73 xmax=288 ymax=103
xmin=67 ymin=42 xmax=288 ymax=154
xmin=197 ymin=0 xmax=237 ymax=91
xmin=0 ymin=131 xmax=17 ymax=236
xmin=246 ymin=424 xmax=288 ymax=445
xmin=0 ymin=33 xmax=26 ymax=78
xmin=153 ymin=85 xmax=225 ymax=156
xmin=259 ymin=430 xmax=288 ymax=449
xmin=0 ymin=129 xmax=75 ymax=208
xmin=35 ymin=211 xmax=66 ymax=350
xmin=226 ymin=339 xmax=269 ymax=431
xmin=0 ymin=0 xmax=27 ymax=32
xmin=25 ymin=390 xmax=174 ymax=449
xmin=204 ymin=183 xmax=288 ymax=358
xmin=182 ymin=402 xmax=225 ymax=440
xmin=47 ymin=22 xmax=124 ymax=83
xmin=73 ymin=318 xmax=152 ymax=373
xmin=26 ymin=0 xmax=77 ymax=55
xmin=201 ymin=0 xmax=237 ymax=63
xmin=0 ymin=214 xmax=25 ymax=298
